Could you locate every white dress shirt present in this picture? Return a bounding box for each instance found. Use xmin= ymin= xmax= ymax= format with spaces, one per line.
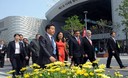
xmin=15 ymin=42 xmax=20 ymax=54
xmin=47 ymin=33 xmax=56 ymax=54
xmin=0 ymin=44 xmax=3 ymax=50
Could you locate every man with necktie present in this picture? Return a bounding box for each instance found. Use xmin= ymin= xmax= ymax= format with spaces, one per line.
xmin=37 ymin=24 xmax=58 ymax=68
xmin=106 ymin=31 xmax=126 ymax=69
xmin=82 ymin=30 xmax=98 ymax=67
xmin=69 ymin=30 xmax=83 ymax=66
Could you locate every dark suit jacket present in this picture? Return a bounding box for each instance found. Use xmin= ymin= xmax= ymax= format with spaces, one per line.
xmin=107 ymin=37 xmax=120 ymax=54
xmin=38 ymin=34 xmax=58 ymax=65
xmin=69 ymin=36 xmax=83 ymax=58
xmin=7 ymin=41 xmax=27 ymax=59
xmin=0 ymin=44 xmax=7 ymax=57
xmin=82 ymin=37 xmax=95 ymax=59
xmin=30 ymin=39 xmax=40 ymax=57
xmin=24 ymin=43 xmax=31 ymax=57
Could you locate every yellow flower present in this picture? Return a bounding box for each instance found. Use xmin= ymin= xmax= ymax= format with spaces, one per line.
xmin=55 ymin=68 xmax=60 ymax=71
xmin=45 ymin=63 xmax=54 ymax=67
xmin=33 ymin=69 xmax=40 ymax=72
xmin=39 ymin=74 xmax=43 ymax=77
xmin=20 ymin=67 xmax=27 ymax=72
xmin=54 ymin=61 xmax=65 ymax=66
xmin=98 ymin=64 xmax=106 ymax=69
xmin=48 ymin=69 xmax=55 ymax=72
xmin=92 ymin=59 xmax=99 ymax=64
xmin=76 ymin=70 xmax=84 ymax=75
xmin=84 ymin=73 xmax=89 ymax=77
xmin=101 ymin=74 xmax=110 ymax=78
xmin=89 ymin=72 xmax=94 ymax=76
xmin=94 ymin=69 xmax=105 ymax=73
xmin=61 ymin=69 xmax=67 ymax=73
xmin=24 ymin=73 xmax=30 ymax=78
xmin=64 ymin=61 xmax=71 ymax=66
xmin=33 ymin=63 xmax=40 ymax=68
xmin=71 ymin=66 xmax=81 ymax=70
xmin=85 ymin=62 xmax=92 ymax=65
xmin=97 ymin=73 xmax=103 ymax=77
xmin=114 ymin=71 xmax=123 ymax=77
xmin=82 ymin=65 xmax=93 ymax=69
xmin=7 ymin=70 xmax=15 ymax=74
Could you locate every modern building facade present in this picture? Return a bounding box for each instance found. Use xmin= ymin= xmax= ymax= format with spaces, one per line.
xmin=0 ymin=0 xmax=126 ymax=50
xmin=45 ymin=0 xmax=126 ymax=52
xmin=0 ymin=16 xmax=47 ymax=42
xmin=46 ymin=0 xmax=124 ymax=40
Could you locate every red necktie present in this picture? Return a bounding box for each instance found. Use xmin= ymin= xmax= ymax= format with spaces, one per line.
xmin=77 ymin=38 xmax=81 ymax=45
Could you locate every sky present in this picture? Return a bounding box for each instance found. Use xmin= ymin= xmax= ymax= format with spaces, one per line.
xmin=0 ymin=0 xmax=59 ymax=19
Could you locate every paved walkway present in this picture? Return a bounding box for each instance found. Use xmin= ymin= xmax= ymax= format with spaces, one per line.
xmin=0 ymin=55 xmax=128 ymax=78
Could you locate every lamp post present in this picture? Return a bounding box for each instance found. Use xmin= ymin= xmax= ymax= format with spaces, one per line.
xmin=84 ymin=11 xmax=88 ymax=30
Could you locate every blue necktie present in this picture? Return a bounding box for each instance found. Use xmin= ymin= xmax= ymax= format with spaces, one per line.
xmin=51 ymin=37 xmax=56 ymax=54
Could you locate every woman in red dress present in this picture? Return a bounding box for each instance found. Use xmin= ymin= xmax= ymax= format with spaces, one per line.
xmin=56 ymin=32 xmax=67 ymax=62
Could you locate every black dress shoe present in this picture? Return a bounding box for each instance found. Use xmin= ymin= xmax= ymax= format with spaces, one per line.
xmin=120 ymin=66 xmax=127 ymax=69
xmin=106 ymin=67 xmax=112 ymax=69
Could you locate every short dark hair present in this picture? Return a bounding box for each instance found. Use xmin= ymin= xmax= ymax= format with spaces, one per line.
xmin=45 ymin=24 xmax=55 ymax=32
xmin=19 ymin=34 xmax=23 ymax=36
xmin=110 ymin=31 xmax=116 ymax=35
xmin=14 ymin=33 xmax=20 ymax=37
xmin=36 ymin=34 xmax=40 ymax=38
xmin=74 ymin=30 xmax=80 ymax=34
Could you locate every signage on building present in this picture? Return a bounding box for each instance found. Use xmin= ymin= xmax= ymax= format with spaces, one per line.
xmin=58 ymin=0 xmax=78 ymax=10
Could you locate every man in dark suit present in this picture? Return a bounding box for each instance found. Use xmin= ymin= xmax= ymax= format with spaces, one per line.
xmin=37 ymin=24 xmax=58 ymax=68
xmin=23 ymin=38 xmax=31 ymax=66
xmin=30 ymin=34 xmax=40 ymax=64
xmin=69 ymin=30 xmax=83 ymax=66
xmin=7 ymin=34 xmax=28 ymax=77
xmin=0 ymin=40 xmax=7 ymax=68
xmin=82 ymin=30 xmax=97 ymax=67
xmin=106 ymin=31 xmax=126 ymax=69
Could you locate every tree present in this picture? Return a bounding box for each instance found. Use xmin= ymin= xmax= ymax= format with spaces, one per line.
xmin=117 ymin=0 xmax=128 ymax=52
xmin=62 ymin=15 xmax=84 ymax=35
xmin=118 ymin=0 xmax=128 ymax=28
xmin=96 ymin=19 xmax=112 ymax=51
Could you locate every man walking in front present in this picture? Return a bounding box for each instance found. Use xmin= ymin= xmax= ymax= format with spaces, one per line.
xmin=37 ymin=24 xmax=58 ymax=68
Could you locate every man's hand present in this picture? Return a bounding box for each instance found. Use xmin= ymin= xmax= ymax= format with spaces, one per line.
xmin=112 ymin=51 xmax=115 ymax=53
xmin=69 ymin=56 xmax=73 ymax=59
xmin=25 ymin=56 xmax=29 ymax=60
xmin=6 ymin=58 xmax=10 ymax=62
xmin=83 ymin=54 xmax=88 ymax=57
xmin=49 ymin=56 xmax=56 ymax=62
xmin=1 ymin=51 xmax=4 ymax=53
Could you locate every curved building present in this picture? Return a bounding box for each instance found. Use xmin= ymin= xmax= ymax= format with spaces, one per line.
xmin=0 ymin=16 xmax=43 ymax=42
xmin=45 ymin=0 xmax=126 ymax=51
xmin=46 ymin=0 xmax=124 ymax=40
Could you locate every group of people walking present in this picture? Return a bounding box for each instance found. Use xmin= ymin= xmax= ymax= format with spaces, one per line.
xmin=0 ymin=24 xmax=127 ymax=78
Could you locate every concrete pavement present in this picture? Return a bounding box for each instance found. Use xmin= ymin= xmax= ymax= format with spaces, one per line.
xmin=0 ymin=55 xmax=128 ymax=78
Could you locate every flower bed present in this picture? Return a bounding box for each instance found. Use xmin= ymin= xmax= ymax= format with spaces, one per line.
xmin=7 ymin=61 xmax=123 ymax=78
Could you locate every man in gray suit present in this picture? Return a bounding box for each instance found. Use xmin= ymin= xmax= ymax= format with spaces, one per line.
xmin=30 ymin=34 xmax=40 ymax=63
xmin=37 ymin=24 xmax=58 ymax=68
